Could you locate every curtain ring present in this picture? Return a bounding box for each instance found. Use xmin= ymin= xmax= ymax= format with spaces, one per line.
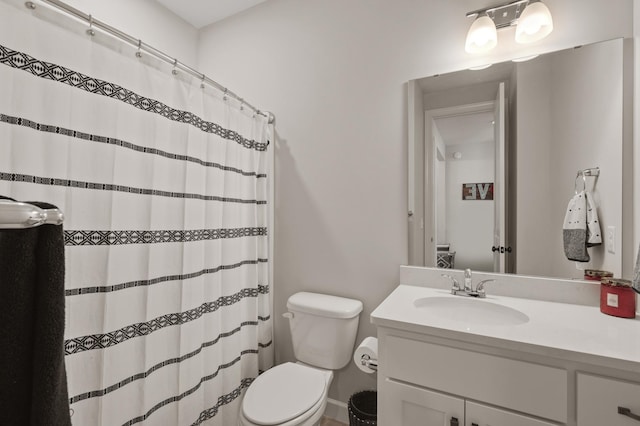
xmin=223 ymin=88 xmax=228 ymax=101
xmin=171 ymin=59 xmax=178 ymax=76
xmin=200 ymin=73 xmax=206 ymax=89
xmin=86 ymin=15 xmax=95 ymax=36
xmin=135 ymin=40 xmax=142 ymax=58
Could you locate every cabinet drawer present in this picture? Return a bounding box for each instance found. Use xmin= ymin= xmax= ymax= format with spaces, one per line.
xmin=466 ymin=401 xmax=557 ymax=426
xmin=577 ymin=373 xmax=640 ymax=426
xmin=385 ymin=336 xmax=567 ymax=423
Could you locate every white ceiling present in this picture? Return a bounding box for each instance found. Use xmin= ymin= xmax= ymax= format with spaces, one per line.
xmin=154 ymin=0 xmax=269 ymax=29
xmin=435 ymin=111 xmax=495 ymax=147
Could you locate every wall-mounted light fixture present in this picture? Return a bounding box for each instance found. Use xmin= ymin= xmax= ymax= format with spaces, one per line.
xmin=465 ymin=0 xmax=553 ymax=54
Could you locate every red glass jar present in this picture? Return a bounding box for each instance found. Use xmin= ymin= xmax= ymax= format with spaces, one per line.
xmin=600 ymin=278 xmax=636 ymax=319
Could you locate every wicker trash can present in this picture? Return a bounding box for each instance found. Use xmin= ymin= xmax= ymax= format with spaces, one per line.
xmin=347 ymin=390 xmax=377 ymax=426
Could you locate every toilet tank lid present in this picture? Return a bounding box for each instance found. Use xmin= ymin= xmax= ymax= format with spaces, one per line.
xmin=287 ymin=292 xmax=363 ymax=319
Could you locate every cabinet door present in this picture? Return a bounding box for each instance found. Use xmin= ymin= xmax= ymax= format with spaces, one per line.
xmin=380 ymin=378 xmax=464 ymax=426
xmin=465 ymin=401 xmax=558 ymax=426
xmin=577 ymin=373 xmax=640 ymax=426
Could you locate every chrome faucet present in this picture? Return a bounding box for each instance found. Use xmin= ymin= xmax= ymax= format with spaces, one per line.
xmin=442 ymin=268 xmax=495 ymax=298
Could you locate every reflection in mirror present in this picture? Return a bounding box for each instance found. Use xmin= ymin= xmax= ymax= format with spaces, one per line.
xmin=408 ymin=38 xmax=631 ymax=280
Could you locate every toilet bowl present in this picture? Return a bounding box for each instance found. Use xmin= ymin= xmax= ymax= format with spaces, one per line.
xmin=238 ymin=292 xmax=363 ymax=426
xmin=238 ymin=362 xmax=333 ymax=426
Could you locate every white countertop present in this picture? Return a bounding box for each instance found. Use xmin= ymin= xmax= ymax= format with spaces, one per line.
xmin=371 ymin=285 xmax=640 ymax=373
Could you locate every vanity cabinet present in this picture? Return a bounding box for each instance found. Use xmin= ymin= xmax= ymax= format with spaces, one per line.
xmin=379 ymin=333 xmax=567 ymax=425
xmin=378 ymin=329 xmax=567 ymax=426
xmin=372 ymin=283 xmax=640 ymax=426
xmin=382 ymin=378 xmax=556 ymax=426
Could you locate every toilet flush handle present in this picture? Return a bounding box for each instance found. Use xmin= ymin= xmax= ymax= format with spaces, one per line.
xmin=282 ymin=312 xmax=294 ymax=319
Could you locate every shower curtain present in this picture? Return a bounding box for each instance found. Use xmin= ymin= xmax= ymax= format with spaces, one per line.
xmin=0 ymin=2 xmax=273 ymax=425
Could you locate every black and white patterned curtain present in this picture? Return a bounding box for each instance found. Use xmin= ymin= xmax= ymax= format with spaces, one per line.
xmin=0 ymin=2 xmax=273 ymax=425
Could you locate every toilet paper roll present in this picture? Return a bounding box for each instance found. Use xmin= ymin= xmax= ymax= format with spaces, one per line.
xmin=353 ymin=337 xmax=378 ymax=374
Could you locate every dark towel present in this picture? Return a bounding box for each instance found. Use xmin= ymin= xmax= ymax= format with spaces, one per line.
xmin=0 ymin=199 xmax=71 ymax=426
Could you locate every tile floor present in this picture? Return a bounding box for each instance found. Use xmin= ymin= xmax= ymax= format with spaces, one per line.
xmin=319 ymin=417 xmax=348 ymax=426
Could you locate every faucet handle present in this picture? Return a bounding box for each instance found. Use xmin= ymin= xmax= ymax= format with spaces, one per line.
xmin=475 ymin=279 xmax=495 ymax=295
xmin=441 ymin=274 xmax=460 ymax=293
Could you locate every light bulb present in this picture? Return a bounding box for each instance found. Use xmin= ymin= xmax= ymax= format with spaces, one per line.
xmin=465 ymin=15 xmax=497 ymax=53
xmin=515 ymin=1 xmax=553 ymax=44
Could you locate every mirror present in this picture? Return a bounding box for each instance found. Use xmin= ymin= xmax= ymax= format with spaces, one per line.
xmin=408 ymin=38 xmax=632 ymax=280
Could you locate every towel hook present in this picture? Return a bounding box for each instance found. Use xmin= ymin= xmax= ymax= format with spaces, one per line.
xmin=574 ymin=167 xmax=600 ymax=194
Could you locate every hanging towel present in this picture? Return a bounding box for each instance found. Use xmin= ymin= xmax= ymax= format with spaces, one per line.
xmin=585 ymin=191 xmax=602 ymax=247
xmin=0 ymin=199 xmax=71 ymax=426
xmin=633 ymin=244 xmax=640 ymax=294
xmin=563 ymin=190 xmax=602 ymax=262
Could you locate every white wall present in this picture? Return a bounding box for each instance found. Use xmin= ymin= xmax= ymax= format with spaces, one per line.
xmin=196 ymin=0 xmax=634 ymax=403
xmin=435 ymin=125 xmax=446 ymax=246
xmin=445 ymin=142 xmax=495 ymax=271
xmin=408 ymin=80 xmax=425 ymax=265
xmin=49 ymin=0 xmax=198 ymax=65
xmin=635 ymin=0 xmax=640 ymax=274
xmin=515 ymin=55 xmax=554 ymax=276
xmin=517 ymin=39 xmax=624 ymax=278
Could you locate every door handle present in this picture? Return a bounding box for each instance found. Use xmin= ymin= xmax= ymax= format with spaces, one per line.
xmin=619 ymin=407 xmax=640 ymax=421
xmin=450 ymin=417 xmax=459 ymax=426
xmin=491 ymin=246 xmax=512 ymax=254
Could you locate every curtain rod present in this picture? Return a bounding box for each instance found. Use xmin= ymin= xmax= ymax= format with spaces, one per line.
xmin=0 ymin=200 xmax=64 ymax=228
xmin=24 ymin=0 xmax=275 ymax=124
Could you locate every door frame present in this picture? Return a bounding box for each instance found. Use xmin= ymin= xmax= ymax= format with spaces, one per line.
xmin=424 ymin=101 xmax=497 ymax=269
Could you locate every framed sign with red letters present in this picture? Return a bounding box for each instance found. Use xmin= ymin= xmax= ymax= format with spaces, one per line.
xmin=462 ymin=183 xmax=494 ymax=200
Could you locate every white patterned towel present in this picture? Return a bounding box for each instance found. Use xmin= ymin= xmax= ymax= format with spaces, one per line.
xmin=563 ymin=191 xmax=601 ymax=262
xmin=585 ymin=191 xmax=602 ymax=247
xmin=633 ymin=244 xmax=640 ymax=294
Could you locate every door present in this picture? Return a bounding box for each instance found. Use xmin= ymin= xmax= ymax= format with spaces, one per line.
xmin=381 ymin=378 xmax=464 ymax=426
xmin=493 ymin=82 xmax=506 ymax=272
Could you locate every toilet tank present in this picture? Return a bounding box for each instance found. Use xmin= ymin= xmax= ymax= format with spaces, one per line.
xmin=286 ymin=292 xmax=363 ymax=370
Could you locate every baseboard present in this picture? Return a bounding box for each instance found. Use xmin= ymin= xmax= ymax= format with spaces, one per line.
xmin=323 ymin=398 xmax=349 ymax=424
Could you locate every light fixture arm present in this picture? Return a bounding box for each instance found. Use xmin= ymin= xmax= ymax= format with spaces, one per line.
xmin=466 ymin=0 xmax=531 ymax=29
xmin=466 ymin=0 xmax=529 ymax=19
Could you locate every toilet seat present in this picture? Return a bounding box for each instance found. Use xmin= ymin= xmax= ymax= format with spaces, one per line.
xmin=242 ymin=363 xmax=327 ymax=425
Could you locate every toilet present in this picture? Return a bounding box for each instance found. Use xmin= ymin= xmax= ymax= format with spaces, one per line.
xmin=239 ymin=292 xmax=363 ymax=426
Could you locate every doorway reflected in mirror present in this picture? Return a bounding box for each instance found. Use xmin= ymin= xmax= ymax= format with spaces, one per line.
xmin=408 ymin=38 xmax=631 ymax=280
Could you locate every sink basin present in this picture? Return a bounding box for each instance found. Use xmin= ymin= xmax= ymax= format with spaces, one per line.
xmin=413 ymin=296 xmax=529 ymax=327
